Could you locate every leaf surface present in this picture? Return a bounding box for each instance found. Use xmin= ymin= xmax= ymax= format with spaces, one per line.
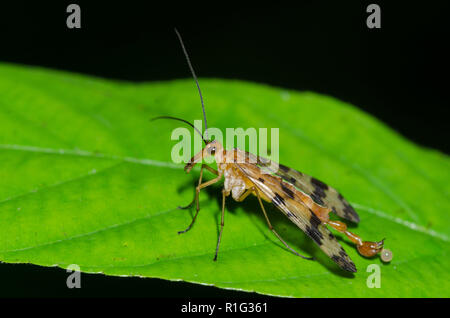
xmin=0 ymin=63 xmax=449 ymax=297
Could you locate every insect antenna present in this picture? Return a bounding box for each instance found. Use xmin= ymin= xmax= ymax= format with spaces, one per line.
xmin=174 ymin=28 xmax=209 ymax=141
xmin=150 ymin=116 xmax=209 ymax=144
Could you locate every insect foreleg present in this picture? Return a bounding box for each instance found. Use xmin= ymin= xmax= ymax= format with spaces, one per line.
xmin=178 ymin=167 xmax=222 ymax=234
xmin=202 ymin=165 xmax=219 ymax=176
xmin=249 ymin=186 xmax=314 ymax=261
xmin=214 ymin=189 xmax=229 ymax=261
xmin=327 ymin=220 xmax=384 ymax=257
xmin=178 ymin=164 xmax=219 ymax=210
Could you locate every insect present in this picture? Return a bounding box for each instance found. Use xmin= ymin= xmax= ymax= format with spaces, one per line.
xmin=153 ymin=29 xmax=392 ymax=272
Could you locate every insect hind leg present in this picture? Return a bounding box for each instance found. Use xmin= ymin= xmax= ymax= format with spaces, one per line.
xmin=246 ymin=187 xmax=314 ymax=261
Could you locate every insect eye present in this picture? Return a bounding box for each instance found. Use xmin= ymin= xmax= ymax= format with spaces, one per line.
xmin=209 ymin=147 xmax=216 ymax=155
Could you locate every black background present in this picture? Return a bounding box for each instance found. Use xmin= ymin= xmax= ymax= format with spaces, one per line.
xmin=0 ymin=1 xmax=448 ymax=298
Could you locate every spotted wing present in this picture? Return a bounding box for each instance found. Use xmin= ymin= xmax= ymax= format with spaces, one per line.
xmin=240 ymin=150 xmax=360 ymax=223
xmin=236 ymin=162 xmax=357 ymax=272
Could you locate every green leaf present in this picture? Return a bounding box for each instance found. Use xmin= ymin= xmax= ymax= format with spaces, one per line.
xmin=0 ymin=62 xmax=449 ymax=297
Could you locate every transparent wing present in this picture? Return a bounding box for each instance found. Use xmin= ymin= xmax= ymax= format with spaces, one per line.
xmin=236 ymin=161 xmax=357 ymax=272
xmin=238 ymin=149 xmax=360 ymax=223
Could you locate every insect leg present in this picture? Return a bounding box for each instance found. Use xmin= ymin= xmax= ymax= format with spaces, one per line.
xmin=178 ymin=165 xmax=204 ymax=210
xmin=250 ymin=187 xmax=314 ymax=260
xmin=178 ymin=169 xmax=223 ymax=234
xmin=327 ymin=220 xmax=384 ymax=257
xmin=235 ymin=188 xmax=253 ymax=202
xmin=214 ymin=189 xmax=228 ymax=261
xmin=203 ymin=165 xmax=219 ymax=175
xmin=178 ymin=164 xmax=218 ymax=210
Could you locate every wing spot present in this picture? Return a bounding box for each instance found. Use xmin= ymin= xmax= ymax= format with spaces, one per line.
xmin=281 ymin=175 xmax=297 ymax=185
xmin=311 ymin=177 xmax=329 ymax=190
xmin=311 ymin=193 xmax=325 ymax=206
xmin=272 ymin=193 xmax=285 ymax=207
xmin=281 ymin=183 xmax=295 ymax=199
xmin=305 ymin=225 xmax=324 ymax=246
xmin=342 ymin=202 xmax=359 ymax=222
xmin=286 ymin=211 xmax=297 ymax=219
xmin=331 ymin=255 xmax=357 ymax=272
xmin=339 ymin=248 xmax=348 ymax=258
xmin=309 ymin=211 xmax=322 ymax=229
